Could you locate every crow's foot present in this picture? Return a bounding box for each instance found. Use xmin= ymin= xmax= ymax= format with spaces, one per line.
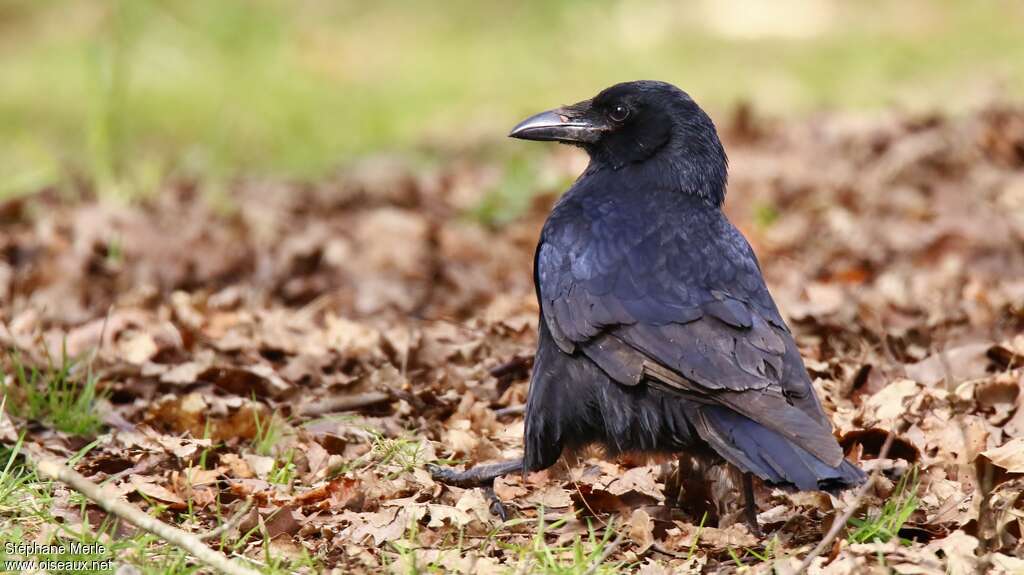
xmin=428 ymin=458 xmax=523 ymax=520
xmin=427 ymin=458 xmax=522 ymax=488
xmin=741 ymin=472 xmax=763 ymax=537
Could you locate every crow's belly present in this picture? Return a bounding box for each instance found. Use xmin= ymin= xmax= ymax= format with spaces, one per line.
xmin=523 ymin=332 xmax=703 ymax=471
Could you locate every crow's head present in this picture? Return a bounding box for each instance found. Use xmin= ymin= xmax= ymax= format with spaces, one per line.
xmin=510 ymin=80 xmax=727 ymax=205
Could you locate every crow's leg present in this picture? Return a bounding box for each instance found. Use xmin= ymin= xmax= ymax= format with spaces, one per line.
xmin=427 ymin=458 xmax=523 ymax=487
xmin=662 ymin=460 xmax=682 ymax=506
xmin=673 ymin=454 xmax=719 ymax=526
xmin=741 ymin=472 xmax=762 ymax=537
xmin=428 ymin=458 xmax=523 ymax=521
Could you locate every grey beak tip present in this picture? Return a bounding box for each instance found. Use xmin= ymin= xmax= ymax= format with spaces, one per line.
xmin=509 ymin=109 xmax=599 ymax=143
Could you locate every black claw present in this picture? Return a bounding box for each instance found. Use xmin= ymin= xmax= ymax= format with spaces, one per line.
xmin=742 ymin=472 xmax=763 ymax=537
xmin=427 ymin=463 xmax=458 ymax=484
xmin=428 ymin=465 xmax=513 ymax=521
xmin=484 ymin=486 xmax=509 ymax=521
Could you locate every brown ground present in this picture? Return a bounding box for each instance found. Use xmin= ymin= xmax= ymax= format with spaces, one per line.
xmin=2 ymin=104 xmax=1024 ymax=573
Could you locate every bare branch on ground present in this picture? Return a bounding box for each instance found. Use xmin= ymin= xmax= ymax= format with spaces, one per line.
xmin=35 ymin=457 xmax=262 ymax=575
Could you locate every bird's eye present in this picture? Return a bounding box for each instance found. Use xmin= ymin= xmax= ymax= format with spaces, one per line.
xmin=608 ymin=104 xmax=630 ymax=122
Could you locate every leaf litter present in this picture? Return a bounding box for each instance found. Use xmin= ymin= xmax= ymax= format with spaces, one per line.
xmin=2 ymin=104 xmax=1024 ymax=572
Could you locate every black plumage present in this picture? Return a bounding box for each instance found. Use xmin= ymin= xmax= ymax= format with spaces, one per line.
xmin=431 ymin=81 xmax=863 ymax=516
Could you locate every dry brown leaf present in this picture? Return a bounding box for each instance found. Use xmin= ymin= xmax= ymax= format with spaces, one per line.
xmin=454 ymin=488 xmax=495 ymax=525
xmin=160 ymin=362 xmax=207 ymax=385
xmin=865 ymin=378 xmax=920 ymax=421
xmin=220 ymin=453 xmax=255 ymax=479
xmin=118 ymin=331 xmax=158 ymax=365
xmin=906 ymin=344 xmax=992 ymax=387
xmin=130 ymin=475 xmax=185 ymax=506
xmin=425 ymin=504 xmax=472 ymax=528
xmin=493 ymin=475 xmax=528 ymax=501
xmin=980 ymin=437 xmax=1024 ymax=473
xmin=259 ymin=505 xmax=304 ymax=539
xmin=990 ymin=553 xmax=1024 ymax=574
xmin=525 ymin=485 xmax=572 ymax=509
xmin=152 ymin=434 xmax=212 ymax=460
xmin=180 ymin=466 xmax=221 ymax=487
xmin=242 ymin=454 xmax=276 ymax=479
xmin=628 ymin=508 xmax=655 ymax=553
xmin=342 ymin=506 xmax=428 ymax=546
xmin=601 ymin=465 xmax=665 ymax=502
xmin=926 ymin=530 xmax=978 ymax=574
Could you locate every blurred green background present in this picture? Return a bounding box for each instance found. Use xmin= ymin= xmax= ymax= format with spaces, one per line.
xmin=2 ymin=0 xmax=1023 ymax=197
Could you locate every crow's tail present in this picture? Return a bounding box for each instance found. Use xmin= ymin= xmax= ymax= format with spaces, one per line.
xmin=695 ymin=405 xmax=865 ymax=491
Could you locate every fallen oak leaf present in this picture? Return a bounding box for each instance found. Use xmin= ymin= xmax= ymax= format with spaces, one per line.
xmin=569 ymin=483 xmax=633 ymax=516
xmin=242 ymin=454 xmax=276 ymax=479
xmin=865 ymin=378 xmax=920 ymax=421
xmin=906 ymin=343 xmax=992 ymax=387
xmin=493 ymin=475 xmax=528 ymax=501
xmin=980 ymin=437 xmax=1024 ymax=473
xmin=227 ymin=478 xmax=273 ymax=503
xmin=293 ymin=477 xmax=362 ymax=509
xmin=152 ymin=433 xmax=212 ymax=460
xmin=926 ymin=530 xmax=979 ymax=574
xmin=426 ymin=504 xmax=472 ymax=528
xmin=130 ymin=475 xmax=186 ymax=508
xmin=220 ymin=453 xmax=255 ymax=479
xmin=839 ymin=428 xmax=920 ymax=462
xmin=628 ymin=508 xmax=655 ymax=554
xmin=118 ymin=330 xmax=159 ymax=365
xmin=454 ymin=488 xmax=495 ymax=524
xmin=200 ymin=366 xmax=289 ymax=398
xmin=340 ymin=506 xmax=427 ymax=546
xmin=179 ymin=466 xmax=223 ymax=487
xmin=239 ymin=504 xmax=303 ymax=539
xmin=599 ymin=465 xmax=665 ymax=503
xmin=991 ymin=553 xmax=1024 ymax=574
xmin=188 ymin=487 xmax=218 ymax=508
xmin=524 ymin=485 xmax=573 ymax=509
xmin=159 ymin=361 xmax=207 ymax=385
xmin=304 ymin=438 xmax=330 ymax=480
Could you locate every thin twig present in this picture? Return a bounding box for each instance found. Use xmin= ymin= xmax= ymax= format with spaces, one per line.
xmin=650 ymin=542 xmax=687 ymax=558
xmin=198 ymin=498 xmax=254 ymax=541
xmin=514 ymin=555 xmax=534 ymax=575
xmin=795 ymin=428 xmax=896 ymax=574
xmin=582 ymin=531 xmax=624 ymax=575
xmin=86 ymin=304 xmax=115 ymax=370
xmin=493 ymin=405 xmax=525 ymax=418
xmin=99 ymin=455 xmax=166 ymax=487
xmin=297 ymin=391 xmax=391 ymax=417
xmin=489 ymin=355 xmax=534 ymax=381
xmin=563 ymin=459 xmax=607 ymax=528
xmin=35 ymin=457 xmax=261 ymax=575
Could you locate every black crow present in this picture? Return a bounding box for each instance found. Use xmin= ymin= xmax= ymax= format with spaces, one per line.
xmin=431 ymin=81 xmax=864 ymax=527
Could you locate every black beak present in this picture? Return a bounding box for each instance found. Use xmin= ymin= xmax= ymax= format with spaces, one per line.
xmin=509 ymin=103 xmax=604 ymax=144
